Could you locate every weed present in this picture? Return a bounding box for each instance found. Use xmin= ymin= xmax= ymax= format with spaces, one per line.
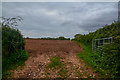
xmin=2 ymin=50 xmax=29 ymax=79
xmin=45 ymin=56 xmax=68 ymax=78
xmin=58 ymin=68 xmax=68 ymax=78
xmin=46 ymin=56 xmax=62 ymax=69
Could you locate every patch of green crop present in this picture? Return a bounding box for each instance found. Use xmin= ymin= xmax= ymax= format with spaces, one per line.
xmin=46 ymin=56 xmax=68 ymax=78
xmin=46 ymin=56 xmax=62 ymax=69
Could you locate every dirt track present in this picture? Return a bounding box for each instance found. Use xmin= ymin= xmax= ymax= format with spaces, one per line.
xmin=14 ymin=39 xmax=98 ymax=78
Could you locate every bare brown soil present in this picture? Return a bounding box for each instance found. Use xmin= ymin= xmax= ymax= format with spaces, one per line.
xmin=14 ymin=39 xmax=98 ymax=78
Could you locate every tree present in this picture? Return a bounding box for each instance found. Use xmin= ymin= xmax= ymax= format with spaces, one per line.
xmin=74 ymin=34 xmax=83 ymax=38
xmin=58 ymin=36 xmax=65 ymax=40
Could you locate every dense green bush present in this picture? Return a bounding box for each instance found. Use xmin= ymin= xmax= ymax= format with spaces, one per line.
xmin=93 ymin=42 xmax=120 ymax=78
xmin=73 ymin=21 xmax=120 ymax=78
xmin=2 ymin=26 xmax=25 ymax=56
xmin=73 ymin=21 xmax=120 ymax=44
xmin=2 ymin=25 xmax=28 ymax=79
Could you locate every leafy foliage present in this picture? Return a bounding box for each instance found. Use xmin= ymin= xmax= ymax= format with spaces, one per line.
xmin=2 ymin=26 xmax=25 ymax=56
xmin=1 ymin=17 xmax=28 ymax=79
xmin=73 ymin=21 xmax=120 ymax=44
xmin=73 ymin=21 xmax=120 ymax=78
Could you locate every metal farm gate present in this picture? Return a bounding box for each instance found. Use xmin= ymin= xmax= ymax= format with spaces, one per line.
xmin=92 ymin=37 xmax=113 ymax=52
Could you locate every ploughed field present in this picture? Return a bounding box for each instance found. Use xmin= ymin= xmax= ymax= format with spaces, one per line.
xmin=14 ymin=39 xmax=99 ymax=78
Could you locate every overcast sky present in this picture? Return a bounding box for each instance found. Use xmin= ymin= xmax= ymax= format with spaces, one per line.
xmin=2 ymin=2 xmax=118 ymax=38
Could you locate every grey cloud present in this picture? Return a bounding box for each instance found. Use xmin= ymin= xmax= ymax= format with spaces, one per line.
xmin=2 ymin=2 xmax=118 ymax=38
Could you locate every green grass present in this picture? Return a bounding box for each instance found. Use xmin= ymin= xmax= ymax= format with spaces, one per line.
xmin=46 ymin=56 xmax=68 ymax=78
xmin=46 ymin=56 xmax=62 ymax=69
xmin=2 ymin=50 xmax=29 ymax=79
xmin=74 ymin=40 xmax=109 ymax=78
xmin=58 ymin=67 xmax=68 ymax=78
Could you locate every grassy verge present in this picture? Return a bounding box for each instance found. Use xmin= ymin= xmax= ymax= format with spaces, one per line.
xmin=74 ymin=40 xmax=109 ymax=78
xmin=2 ymin=50 xmax=29 ymax=79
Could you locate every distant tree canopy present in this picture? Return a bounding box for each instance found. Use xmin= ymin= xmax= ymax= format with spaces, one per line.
xmin=74 ymin=34 xmax=83 ymax=38
xmin=57 ymin=36 xmax=70 ymax=40
xmin=26 ymin=36 xmax=70 ymax=40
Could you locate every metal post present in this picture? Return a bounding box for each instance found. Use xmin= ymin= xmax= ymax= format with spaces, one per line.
xmin=98 ymin=40 xmax=99 ymax=48
xmin=95 ymin=40 xmax=96 ymax=52
xmin=20 ymin=37 xmax=22 ymax=51
xmin=92 ymin=40 xmax=93 ymax=51
xmin=111 ymin=37 xmax=113 ymax=43
xmin=103 ymin=39 xmax=104 ymax=46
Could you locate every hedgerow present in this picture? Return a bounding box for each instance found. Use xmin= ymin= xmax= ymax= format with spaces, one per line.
xmin=73 ymin=21 xmax=120 ymax=78
xmin=1 ymin=17 xmax=28 ymax=79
